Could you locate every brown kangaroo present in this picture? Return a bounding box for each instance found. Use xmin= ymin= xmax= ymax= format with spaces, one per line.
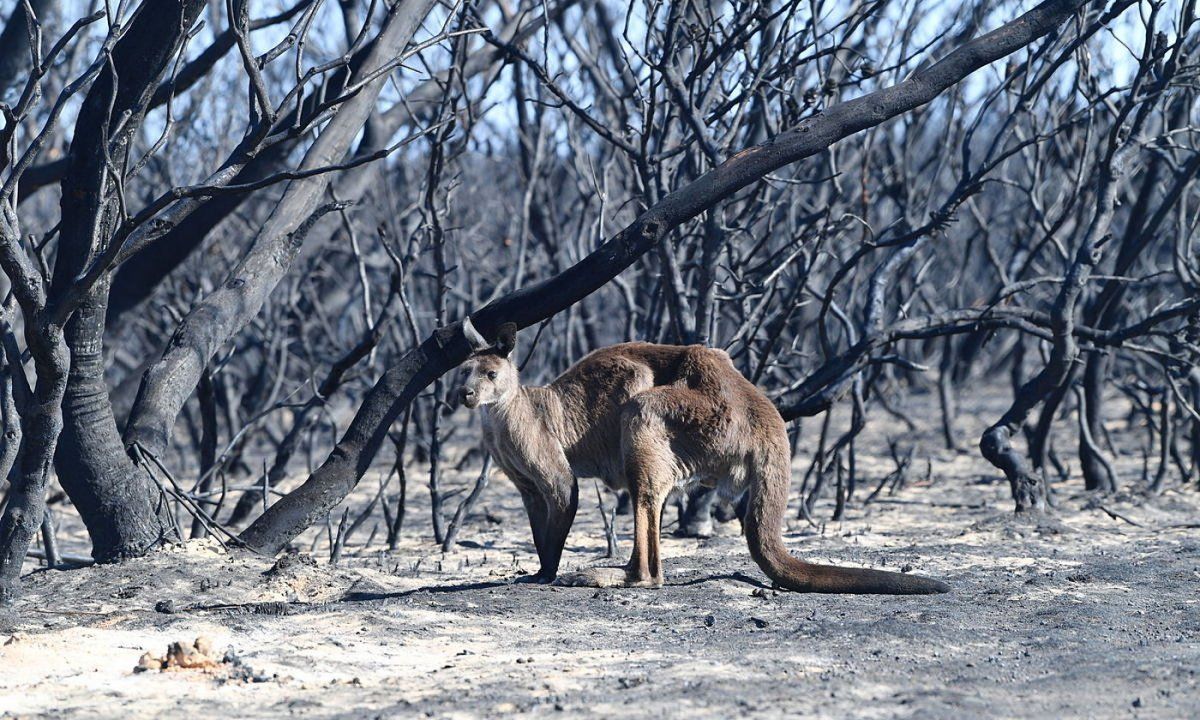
xmin=456 ymin=320 xmax=948 ymax=594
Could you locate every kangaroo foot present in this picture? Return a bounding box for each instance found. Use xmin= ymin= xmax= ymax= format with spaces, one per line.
xmin=674 ymin=516 xmax=714 ymax=538
xmin=555 ymin=566 xmax=663 ymax=589
xmin=713 ymin=500 xmax=739 ymax=523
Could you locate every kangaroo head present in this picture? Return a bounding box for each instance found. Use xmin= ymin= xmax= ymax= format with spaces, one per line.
xmin=458 ymin=321 xmax=518 ymax=409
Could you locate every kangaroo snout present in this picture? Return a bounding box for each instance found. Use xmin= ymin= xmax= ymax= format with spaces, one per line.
xmin=460 ymin=387 xmax=478 ymax=408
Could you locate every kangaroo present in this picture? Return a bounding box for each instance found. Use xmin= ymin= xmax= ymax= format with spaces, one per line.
xmin=456 ymin=320 xmax=949 ymax=594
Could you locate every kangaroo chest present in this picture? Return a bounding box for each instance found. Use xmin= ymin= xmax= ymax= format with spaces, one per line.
xmin=481 ymin=394 xmax=629 ymax=492
xmin=482 ymin=409 xmax=557 ymax=484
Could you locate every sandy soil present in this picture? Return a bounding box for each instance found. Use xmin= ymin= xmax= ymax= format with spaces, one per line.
xmin=2 ymin=394 xmax=1199 ymax=719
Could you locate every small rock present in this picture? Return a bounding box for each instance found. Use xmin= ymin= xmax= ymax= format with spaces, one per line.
xmin=165 ymin=639 xmax=218 ymax=669
xmin=194 ymin=636 xmax=214 ymax=657
xmin=704 ymin=614 xmax=716 ymax=627
xmin=154 ymin=599 xmax=176 ymax=614
xmin=751 ymin=617 xmax=769 ymax=629
xmin=134 ymin=652 xmax=162 ymax=673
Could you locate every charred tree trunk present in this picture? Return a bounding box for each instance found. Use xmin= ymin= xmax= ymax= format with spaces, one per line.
xmin=46 ymin=0 xmax=207 ymax=561
xmin=0 ymin=325 xmax=67 ymax=602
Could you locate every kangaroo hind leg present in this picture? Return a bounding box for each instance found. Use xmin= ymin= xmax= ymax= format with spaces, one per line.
xmin=622 ymin=440 xmax=678 ymax=587
xmin=555 ymin=455 xmax=674 ymax=590
xmin=620 ymin=387 xmax=715 ymax=586
xmin=555 ymin=391 xmax=688 ymax=589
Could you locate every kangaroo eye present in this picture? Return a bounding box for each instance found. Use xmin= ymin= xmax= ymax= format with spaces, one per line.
xmin=487 ymin=371 xmax=498 ymax=380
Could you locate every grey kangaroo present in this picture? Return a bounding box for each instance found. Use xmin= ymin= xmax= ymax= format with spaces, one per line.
xmin=456 ymin=320 xmax=948 ymax=594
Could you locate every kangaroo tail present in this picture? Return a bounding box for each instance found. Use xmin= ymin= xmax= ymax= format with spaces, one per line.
xmin=744 ymin=450 xmax=950 ymax=595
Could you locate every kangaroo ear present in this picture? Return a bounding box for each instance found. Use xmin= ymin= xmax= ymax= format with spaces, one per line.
xmin=463 ymin=316 xmax=491 ymax=353
xmin=495 ymin=322 xmax=518 ymax=358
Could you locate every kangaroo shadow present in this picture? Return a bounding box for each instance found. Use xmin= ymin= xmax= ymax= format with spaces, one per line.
xmin=338 ymin=579 xmax=510 ymax=603
xmin=667 ymin=571 xmax=772 ymax=590
xmin=185 ymin=572 xmax=769 ymax=617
